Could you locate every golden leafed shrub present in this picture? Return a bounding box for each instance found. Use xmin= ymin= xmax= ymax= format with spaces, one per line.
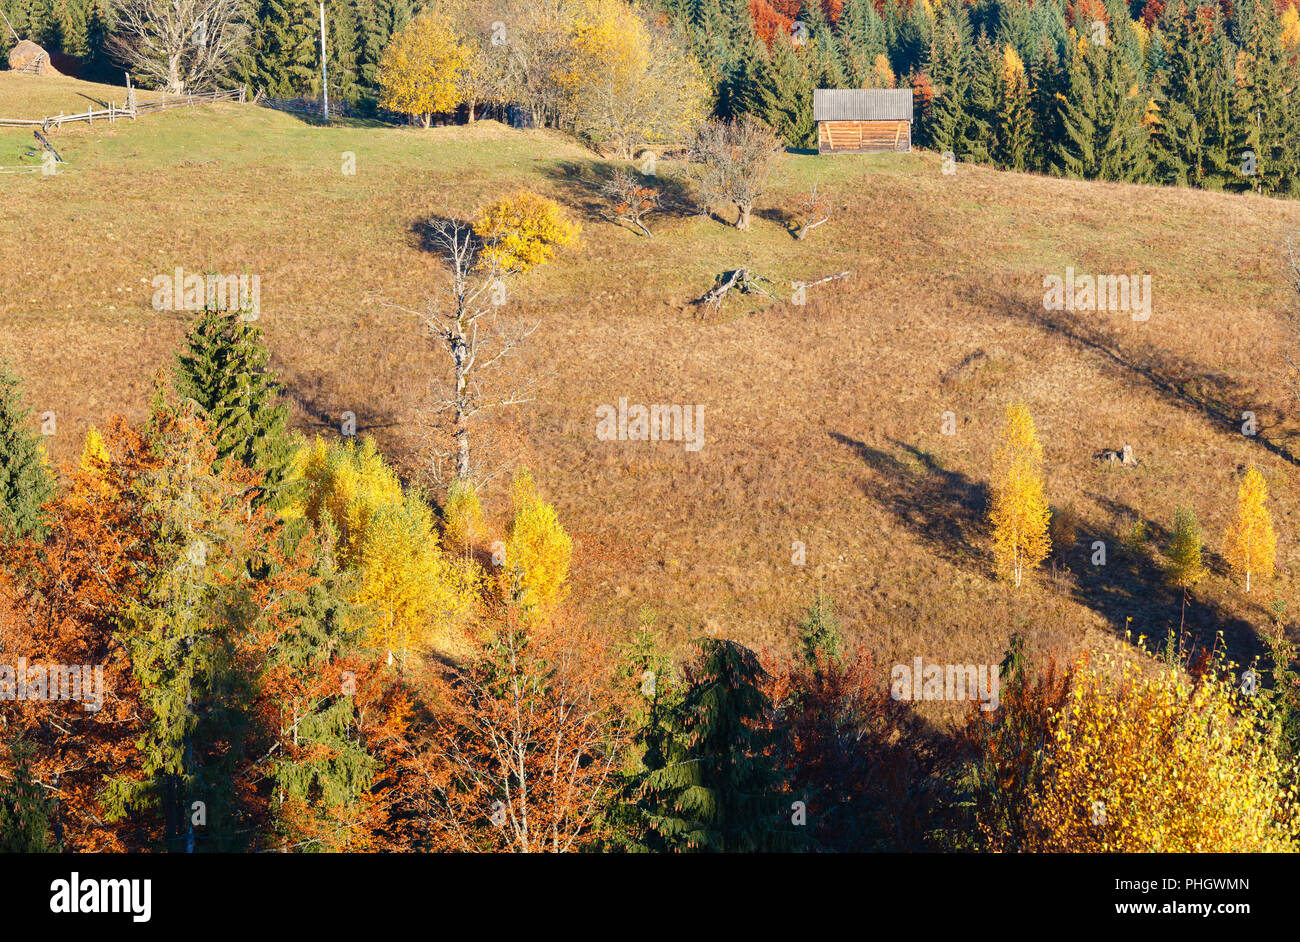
xmin=1023 ymin=649 xmax=1300 ymax=852
xmin=474 ymin=191 xmax=580 ymax=274
xmin=1224 ymin=463 xmax=1276 ymax=593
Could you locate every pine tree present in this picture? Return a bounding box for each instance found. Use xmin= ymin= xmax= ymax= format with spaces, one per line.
xmin=173 ymin=301 xmax=294 ymax=509
xmin=0 ymin=362 xmax=54 ymax=544
xmin=1224 ymin=464 xmax=1276 ymax=593
xmin=988 ymin=403 xmax=1051 ymax=588
xmin=643 ymin=638 xmax=794 ymax=852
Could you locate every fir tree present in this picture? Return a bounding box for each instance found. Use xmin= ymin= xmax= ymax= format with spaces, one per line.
xmin=270 ymin=518 xmax=377 ymax=850
xmin=839 ymin=0 xmax=889 ymax=86
xmin=101 ymin=398 xmax=267 ymax=851
xmin=995 ymin=43 xmax=1035 ymax=170
xmin=798 ymin=0 xmax=845 ymax=88
xmin=1235 ymin=0 xmax=1300 ymax=195
xmin=1055 ymin=40 xmax=1151 ymax=182
xmin=604 ymin=625 xmax=683 ymax=852
xmin=173 ymin=301 xmax=294 ymax=509
xmin=1165 ymin=505 xmax=1206 ymax=588
xmin=241 ymin=0 xmax=320 ymax=97
xmin=643 ymin=639 xmax=795 ymax=852
xmin=0 ymin=361 xmax=55 ymax=544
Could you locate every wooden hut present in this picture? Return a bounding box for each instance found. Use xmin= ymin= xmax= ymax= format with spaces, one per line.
xmin=814 ymin=89 xmax=913 ymax=154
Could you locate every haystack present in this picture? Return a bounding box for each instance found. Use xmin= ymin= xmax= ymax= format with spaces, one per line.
xmin=8 ymin=39 xmax=62 ymax=76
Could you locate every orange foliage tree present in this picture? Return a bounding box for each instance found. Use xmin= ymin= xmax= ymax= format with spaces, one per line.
xmin=409 ymin=604 xmax=628 ymax=852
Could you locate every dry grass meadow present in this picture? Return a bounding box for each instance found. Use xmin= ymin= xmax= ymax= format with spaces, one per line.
xmin=5 ymin=72 xmax=1300 ymax=725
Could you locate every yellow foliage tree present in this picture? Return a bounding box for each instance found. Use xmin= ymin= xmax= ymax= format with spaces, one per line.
xmin=558 ymin=0 xmax=710 ymax=157
xmin=869 ymin=53 xmax=895 ymax=89
xmin=378 ymin=10 xmax=469 ymax=128
xmin=988 ymin=403 xmax=1051 ymax=587
xmin=1224 ymin=464 xmax=1276 ymax=592
xmin=1283 ymin=5 xmax=1300 ymax=51
xmin=502 ymin=468 xmax=572 ymax=618
xmin=294 ymin=436 xmax=480 ymax=662
xmin=441 ymin=477 xmax=486 ymax=558
xmin=352 ymin=498 xmax=480 ymax=665
xmin=1000 ymin=44 xmax=1026 ymax=89
xmin=474 ymin=191 xmax=581 ymax=274
xmin=1024 ymin=650 xmax=1300 ymax=851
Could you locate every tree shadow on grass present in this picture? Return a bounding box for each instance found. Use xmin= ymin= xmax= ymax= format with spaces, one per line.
xmin=832 ymin=431 xmax=1265 ymax=666
xmin=831 ymin=432 xmax=989 ymax=573
xmin=538 ymin=159 xmax=699 ymax=230
xmin=1075 ymin=493 xmax=1265 ymax=666
xmin=975 ymin=284 xmax=1300 ymax=468
xmin=277 ymin=363 xmax=403 ymax=437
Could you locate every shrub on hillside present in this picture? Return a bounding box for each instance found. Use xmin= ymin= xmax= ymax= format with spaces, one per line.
xmin=473 ymin=191 xmax=580 ymax=273
xmin=966 ymin=642 xmax=1300 ymax=852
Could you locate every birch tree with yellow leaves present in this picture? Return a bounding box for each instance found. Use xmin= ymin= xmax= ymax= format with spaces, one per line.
xmin=1224 ymin=464 xmax=1276 ymax=593
xmin=988 ymin=403 xmax=1051 ymax=587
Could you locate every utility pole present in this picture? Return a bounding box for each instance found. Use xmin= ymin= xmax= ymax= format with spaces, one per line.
xmin=0 ymin=6 xmax=19 ymax=43
xmin=319 ymin=2 xmax=329 ymax=121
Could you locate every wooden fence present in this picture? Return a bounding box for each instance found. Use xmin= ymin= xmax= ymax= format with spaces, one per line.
xmin=0 ymin=86 xmax=246 ymax=130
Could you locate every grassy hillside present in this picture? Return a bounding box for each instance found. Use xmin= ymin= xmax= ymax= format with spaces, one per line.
xmin=5 ymin=74 xmax=1300 ymax=725
xmin=0 ymin=72 xmax=172 ymax=126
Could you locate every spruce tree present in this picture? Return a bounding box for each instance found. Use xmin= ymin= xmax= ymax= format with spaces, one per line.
xmin=643 ymin=639 xmax=795 ymax=852
xmin=173 ymin=301 xmax=294 ymax=509
xmin=796 ymin=592 xmax=843 ymax=663
xmin=0 ymin=736 xmax=54 ymax=852
xmin=839 ymin=0 xmax=889 ymax=86
xmin=102 ymin=398 xmax=265 ymax=851
xmin=1028 ymin=40 xmax=1066 ymax=172
xmin=1055 ymin=41 xmax=1151 ymax=182
xmin=798 ymin=0 xmax=845 ymax=89
xmin=241 ymin=0 xmax=320 ymax=97
xmin=0 ymin=362 xmax=54 ymax=544
xmin=1235 ymin=0 xmax=1300 ymax=195
xmin=749 ymin=31 xmax=815 ymax=147
xmin=995 ymin=44 xmax=1035 ymax=170
xmin=270 ymin=518 xmax=377 ymax=849
xmin=604 ymin=626 xmax=683 ymax=852
xmin=893 ymin=0 xmax=933 ymax=77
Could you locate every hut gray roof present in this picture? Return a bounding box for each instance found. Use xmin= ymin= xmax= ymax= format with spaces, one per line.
xmin=813 ymin=89 xmax=913 ymax=122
